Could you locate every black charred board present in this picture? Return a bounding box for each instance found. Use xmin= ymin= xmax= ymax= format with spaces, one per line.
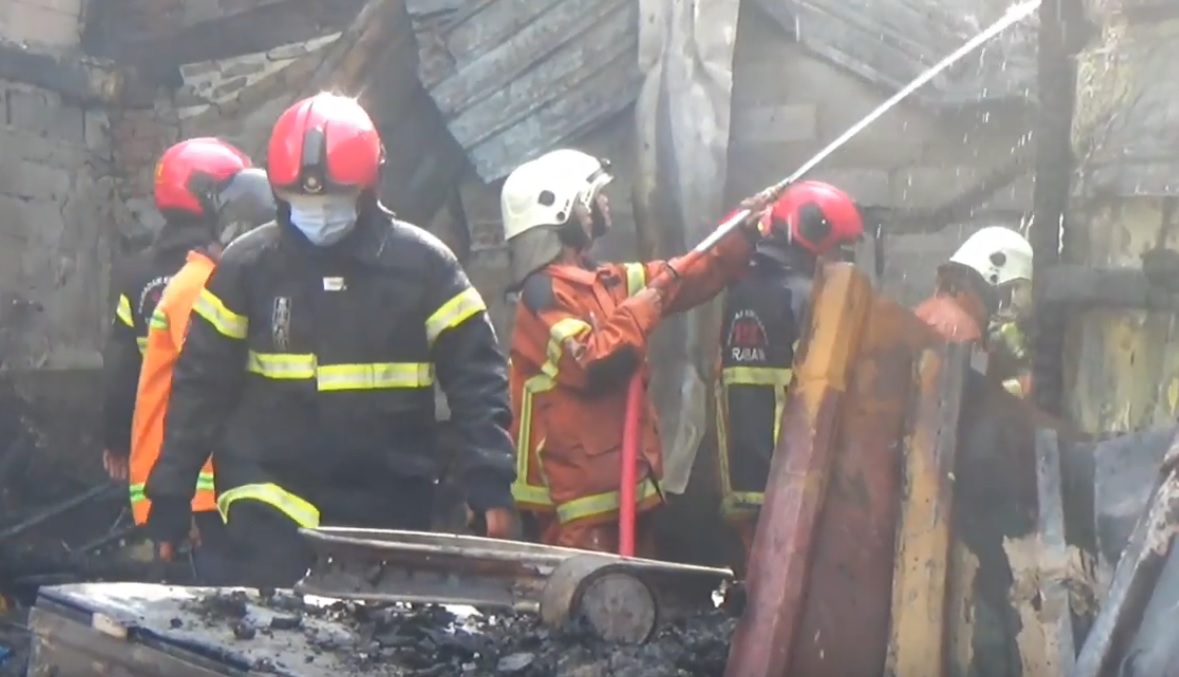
xmin=27 ymin=583 xmax=733 ymax=676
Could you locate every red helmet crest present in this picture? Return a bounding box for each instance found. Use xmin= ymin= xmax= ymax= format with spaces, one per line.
xmin=267 ymin=93 xmax=382 ymax=195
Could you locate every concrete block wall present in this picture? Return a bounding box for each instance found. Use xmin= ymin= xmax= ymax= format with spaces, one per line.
xmin=0 ymin=80 xmax=115 ymax=370
xmin=726 ymin=0 xmax=1035 ymax=304
xmin=0 ymin=0 xmax=83 ymax=50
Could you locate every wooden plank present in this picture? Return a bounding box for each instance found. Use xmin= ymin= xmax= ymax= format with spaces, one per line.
xmin=449 ymin=1 xmax=637 ymax=146
xmin=1033 ymin=427 xmax=1077 ymax=676
xmin=885 ymin=341 xmax=971 ymax=677
xmin=1073 ymin=437 xmax=1179 ymax=677
xmin=724 ymin=263 xmax=873 ymax=677
xmin=429 ymin=0 xmax=630 ymax=117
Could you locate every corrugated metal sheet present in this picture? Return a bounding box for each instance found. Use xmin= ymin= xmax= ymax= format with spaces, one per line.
xmin=753 ymin=0 xmax=1037 ymax=107
xmin=407 ymin=0 xmax=642 ymax=181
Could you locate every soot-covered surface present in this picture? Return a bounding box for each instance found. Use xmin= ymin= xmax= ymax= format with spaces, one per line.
xmin=38 ymin=584 xmax=733 ymax=676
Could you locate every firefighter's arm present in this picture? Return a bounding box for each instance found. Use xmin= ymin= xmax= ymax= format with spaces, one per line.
xmin=146 ymin=258 xmax=248 ymax=504
xmin=101 ymin=278 xmax=142 ymax=458
xmin=521 ymin=273 xmax=662 ymax=394
xmin=645 ymin=216 xmax=759 ymax=315
xmin=425 ymin=251 xmax=517 ymax=513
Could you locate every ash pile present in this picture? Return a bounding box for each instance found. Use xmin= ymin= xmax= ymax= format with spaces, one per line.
xmin=185 ymin=589 xmax=734 ymax=677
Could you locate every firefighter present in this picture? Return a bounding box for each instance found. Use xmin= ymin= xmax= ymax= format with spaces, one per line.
xmin=130 ymin=165 xmax=275 ymax=584
xmin=102 ymin=138 xmax=253 ymax=483
xmin=143 ymin=93 xmax=517 ymax=587
xmin=501 ymin=148 xmax=774 ymax=555
xmin=914 ymin=226 xmax=1033 ymax=382
xmin=714 ymin=181 xmax=864 ymax=565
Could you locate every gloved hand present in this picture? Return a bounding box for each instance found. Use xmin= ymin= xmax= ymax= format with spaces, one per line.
xmin=146 ymin=497 xmax=194 ymax=561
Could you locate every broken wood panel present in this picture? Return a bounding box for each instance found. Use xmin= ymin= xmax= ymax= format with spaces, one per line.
xmin=461 ymin=46 xmax=640 ymax=180
xmin=441 ymin=0 xmax=564 ymax=68
xmin=725 ymin=263 xmax=873 ymax=677
xmin=429 ymin=0 xmax=632 ymax=118
xmin=790 ymin=297 xmax=934 ymax=677
xmin=1073 ymin=438 xmax=1179 ymax=677
xmin=886 ymin=341 xmax=972 ymax=677
xmin=1033 ymin=427 xmax=1077 ymax=676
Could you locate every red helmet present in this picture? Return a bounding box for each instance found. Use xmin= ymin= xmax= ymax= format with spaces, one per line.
xmin=267 ymin=93 xmax=382 ymax=196
xmin=769 ymin=181 xmax=864 ymax=255
xmin=153 ymin=138 xmax=251 ymax=216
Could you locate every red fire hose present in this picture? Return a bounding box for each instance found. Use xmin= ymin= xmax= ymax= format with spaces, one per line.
xmin=617 ymin=207 xmax=756 ymax=557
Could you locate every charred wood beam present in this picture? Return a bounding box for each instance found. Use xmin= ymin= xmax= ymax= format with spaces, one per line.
xmin=1037 ymin=261 xmax=1179 ymax=311
xmin=92 ymin=0 xmax=368 ymax=82
xmin=1029 ymin=0 xmax=1083 ymax=417
xmin=0 ymin=40 xmax=124 ymax=104
xmin=246 ymin=0 xmax=409 ymax=159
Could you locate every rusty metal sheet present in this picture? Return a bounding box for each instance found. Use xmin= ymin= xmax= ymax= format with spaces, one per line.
xmin=1073 ymin=439 xmax=1179 ymax=677
xmin=724 ymin=263 xmax=874 ymax=677
xmin=886 ymin=341 xmax=973 ymax=677
xmin=789 ymin=297 xmax=935 ymax=677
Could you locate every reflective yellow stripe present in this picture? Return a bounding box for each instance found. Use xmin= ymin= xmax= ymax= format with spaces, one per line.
xmin=543 ymin=318 xmax=592 ymax=379
xmin=149 ymin=307 xmax=168 ymax=331
xmin=556 ymin=477 xmax=660 ymax=524
xmin=136 ymin=336 xmax=148 ymax=354
xmin=511 ymin=374 xmax=556 ymax=508
xmin=716 ymin=366 xmax=792 ymax=517
xmin=192 ymin=288 xmax=248 ymax=339
xmin=129 ymin=471 xmax=215 ymax=505
xmin=245 ymin=351 xmax=435 ymax=390
xmin=425 ymin=287 xmax=487 ymax=345
xmin=116 ymin=294 xmax=134 ymax=327
xmin=217 ymin=482 xmax=320 ymax=528
xmin=622 ymin=263 xmax=647 ymax=297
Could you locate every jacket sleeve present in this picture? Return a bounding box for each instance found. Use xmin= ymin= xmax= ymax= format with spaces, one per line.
xmin=146 ymin=259 xmax=249 ymax=503
xmin=647 ymin=221 xmax=756 ymax=315
xmin=425 ymin=250 xmax=517 ymax=512
xmin=520 ymin=273 xmax=662 ymax=395
xmin=101 ymin=277 xmax=143 ymax=457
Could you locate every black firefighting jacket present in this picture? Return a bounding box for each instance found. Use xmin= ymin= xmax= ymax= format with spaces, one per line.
xmin=102 ymin=225 xmax=212 ymax=456
xmin=715 ymin=256 xmax=811 ymax=518
xmin=145 ymin=206 xmax=517 ymax=525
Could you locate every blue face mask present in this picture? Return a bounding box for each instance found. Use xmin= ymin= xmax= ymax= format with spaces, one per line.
xmin=288 ymin=198 xmax=357 ymax=246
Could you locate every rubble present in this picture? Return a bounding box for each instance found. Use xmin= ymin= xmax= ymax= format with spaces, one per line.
xmin=183 ymin=589 xmax=734 ymax=676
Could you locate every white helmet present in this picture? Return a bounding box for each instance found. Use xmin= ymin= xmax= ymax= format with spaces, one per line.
xmin=948 ymin=226 xmax=1033 ymax=287
xmin=500 ymin=149 xmax=613 ymax=286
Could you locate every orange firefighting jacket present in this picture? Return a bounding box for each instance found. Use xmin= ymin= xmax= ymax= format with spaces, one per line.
xmin=913 ymin=286 xmax=987 ymax=345
xmin=508 ymin=228 xmax=755 ymax=527
xmin=129 ymin=249 xmax=218 ymax=525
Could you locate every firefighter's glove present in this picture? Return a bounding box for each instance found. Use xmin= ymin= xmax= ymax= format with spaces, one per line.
xmin=146 ymin=497 xmax=194 ymax=560
xmin=467 ymin=506 xmax=521 ymax=540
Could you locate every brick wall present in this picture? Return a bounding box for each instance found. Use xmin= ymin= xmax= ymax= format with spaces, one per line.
xmin=0 ymin=80 xmax=114 ymax=370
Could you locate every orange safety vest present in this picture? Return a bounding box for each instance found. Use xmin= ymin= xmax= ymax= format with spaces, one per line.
xmin=128 ymin=250 xmax=218 ymax=525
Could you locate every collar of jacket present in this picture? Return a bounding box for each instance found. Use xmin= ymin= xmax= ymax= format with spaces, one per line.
xmin=546 ymin=257 xmax=604 ymax=286
xmin=150 ymin=220 xmax=214 ymax=259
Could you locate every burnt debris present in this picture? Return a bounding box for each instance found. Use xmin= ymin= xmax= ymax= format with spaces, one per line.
xmin=183 ymin=590 xmax=734 ymax=676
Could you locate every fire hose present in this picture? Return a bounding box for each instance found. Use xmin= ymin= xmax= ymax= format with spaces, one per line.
xmin=617 ymin=0 xmax=1042 ymax=557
